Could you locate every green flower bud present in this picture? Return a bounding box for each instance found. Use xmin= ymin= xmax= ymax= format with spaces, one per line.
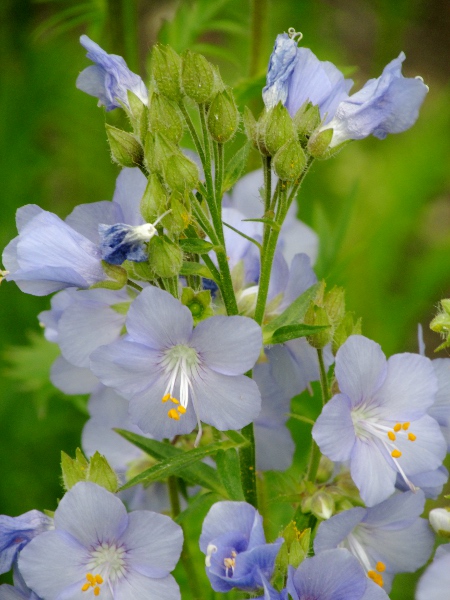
xmin=333 ymin=311 xmax=362 ymax=355
xmin=106 ymin=124 xmax=143 ymax=168
xmin=140 ymin=174 xmax=168 ymax=223
xmin=122 ymin=259 xmax=154 ymax=282
xmin=324 ymin=286 xmax=346 ymax=327
xmin=148 ymin=93 xmax=184 ymax=143
xmin=207 ymin=88 xmax=239 ymax=143
xmin=264 ymin=103 xmax=296 ymax=156
xmin=316 ymin=456 xmax=335 ymax=483
xmin=182 ymin=50 xmax=216 ymax=104
xmin=293 ymin=101 xmax=321 ymax=141
xmin=61 ymin=449 xmax=119 ymax=493
xmin=144 ymin=131 xmax=157 ymax=172
xmin=163 ymin=192 xmax=191 ymax=235
xmin=307 ymin=127 xmax=333 ymax=158
xmin=310 ymin=491 xmax=335 ymax=520
xmin=148 ymin=234 xmax=183 ymax=278
xmin=127 ymin=90 xmax=148 ymax=141
xmin=273 ymin=138 xmax=307 ymax=181
xmin=255 ymin=110 xmax=271 ymax=156
xmin=430 ymin=298 xmax=450 ymax=351
xmin=305 ymin=305 xmax=332 ymax=349
xmin=151 ymin=43 xmax=183 ymax=102
xmin=162 ymin=152 xmax=199 ymax=192
xmin=181 ymin=287 xmax=213 ymax=324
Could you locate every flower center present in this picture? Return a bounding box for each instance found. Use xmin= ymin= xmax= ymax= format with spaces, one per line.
xmin=161 ymin=345 xmax=199 ymax=420
xmin=351 ymin=405 xmax=417 ymax=491
xmin=345 ymin=533 xmax=386 ymax=587
xmin=83 ymin=542 xmax=126 ymax=593
xmin=223 ymin=550 xmax=237 ymax=577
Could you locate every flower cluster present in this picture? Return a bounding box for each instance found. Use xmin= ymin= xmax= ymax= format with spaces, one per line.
xmin=1 ymin=22 xmax=446 ymax=600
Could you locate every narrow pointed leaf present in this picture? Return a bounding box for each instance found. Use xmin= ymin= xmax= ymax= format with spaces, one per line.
xmin=263 ymin=283 xmax=320 ymax=335
xmin=266 ymin=324 xmax=329 ymax=345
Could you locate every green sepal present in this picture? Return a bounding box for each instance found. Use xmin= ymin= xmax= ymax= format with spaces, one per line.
xmin=126 ymin=90 xmax=148 ymax=141
xmin=265 ymin=323 xmax=330 ymax=345
xmin=105 ymin=124 xmax=144 ymax=169
xmin=90 ymin=261 xmax=128 ymax=290
xmin=61 ymin=449 xmax=88 ymax=491
xmin=181 ymin=287 xmax=213 ymax=324
xmin=307 ymin=127 xmax=333 ymax=158
xmin=148 ymin=235 xmax=183 ymax=278
xmin=110 ymin=301 xmax=131 ymax=315
xmin=151 ymin=43 xmax=183 ymax=102
xmin=116 ymin=434 xmax=248 ymax=492
xmin=179 ymin=238 xmax=215 ymax=254
xmin=61 ymin=449 xmax=119 ymax=493
xmin=222 ymin=142 xmax=250 ymax=193
xmin=181 ymin=49 xmax=216 ymax=104
xmin=207 ymin=88 xmax=239 ymax=143
xmin=148 ymin=93 xmax=184 ymax=143
xmin=180 ymin=261 xmax=217 ymax=281
xmin=88 ymin=452 xmax=120 ymax=493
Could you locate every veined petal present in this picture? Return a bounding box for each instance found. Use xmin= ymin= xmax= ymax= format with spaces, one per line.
xmin=314 ymin=507 xmax=366 ymax=554
xmin=374 ymin=353 xmax=437 ymax=419
xmin=112 ymin=168 xmax=147 ymax=227
xmin=193 ymin=368 xmax=261 ymax=431
xmin=190 ymin=316 xmax=262 ymax=375
xmin=392 ymin=414 xmax=446 ymax=475
xmin=50 ymin=356 xmax=99 ymax=395
xmin=335 ymin=336 xmax=387 ymax=407
xmin=350 ymin=439 xmax=396 ymax=506
xmin=54 ymin=482 xmax=129 ymax=547
xmin=113 ymin=572 xmax=180 ymax=600
xmin=416 ymin=550 xmax=450 ymax=600
xmin=65 ymin=201 xmax=122 ymax=244
xmin=126 ymin=286 xmax=193 ymax=349
xmin=312 ymin=394 xmax=356 ymax=462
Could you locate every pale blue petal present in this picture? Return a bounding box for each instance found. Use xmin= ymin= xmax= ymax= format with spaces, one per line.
xmin=314 ymin=508 xmax=366 ymax=554
xmin=126 ymin=286 xmax=193 ymax=349
xmin=15 ymin=205 xmax=44 ymax=232
xmin=194 ymin=367 xmax=262 ymax=431
xmin=363 ymin=489 xmax=425 ymax=528
xmin=190 ymin=316 xmax=262 ymax=375
xmin=120 ymin=511 xmax=182 ymax=575
xmin=374 ymin=353 xmax=437 ymax=419
xmin=54 ymin=482 xmax=128 ymax=547
xmin=111 ymin=168 xmax=147 ymax=226
xmin=113 ymin=572 xmax=180 ymax=600
xmin=350 ymin=438 xmax=397 ymax=506
xmin=398 ymin=466 xmax=448 ymax=499
xmin=312 ymin=394 xmax=356 ymax=462
xmin=267 ymin=338 xmax=321 ymax=399
xmin=280 ymin=253 xmax=317 ymax=308
xmin=416 ymin=551 xmax=450 ymax=600
xmin=335 ymin=335 xmax=387 ymax=407
xmin=230 ymin=541 xmax=283 ymax=590
xmin=50 ymin=356 xmax=99 ymax=395
xmin=65 ymin=201 xmax=122 ymax=243
xmin=263 ymin=33 xmax=299 ymax=109
xmin=361 ymin=580 xmax=390 ymax=600
xmin=429 ymin=358 xmax=450 ymax=451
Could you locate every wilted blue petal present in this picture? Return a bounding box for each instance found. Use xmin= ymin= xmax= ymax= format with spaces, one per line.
xmin=263 ymin=33 xmax=299 ymax=109
xmin=99 ymin=223 xmax=154 ymax=265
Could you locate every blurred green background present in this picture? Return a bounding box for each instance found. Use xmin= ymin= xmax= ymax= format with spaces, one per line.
xmin=1 ymin=0 xmax=449 ymax=597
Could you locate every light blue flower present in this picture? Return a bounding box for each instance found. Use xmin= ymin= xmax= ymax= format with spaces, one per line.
xmin=395 ymin=465 xmax=448 ymax=500
xmin=416 ymin=544 xmax=450 ymax=600
xmin=18 ymin=482 xmax=182 ymax=600
xmin=286 ymin=548 xmax=389 ymax=600
xmin=312 ymin=335 xmax=446 ymax=506
xmin=199 ymin=501 xmax=282 ymax=592
xmin=323 ymin=53 xmax=429 ymax=148
xmin=77 ymin=36 xmax=148 ymax=111
xmin=90 ymin=285 xmax=262 ymax=442
xmin=0 ymin=511 xmax=52 ymax=576
xmin=2 ymin=168 xmax=148 ymax=296
xmin=314 ymin=490 xmax=434 ymax=592
xmin=0 ymin=567 xmax=41 ymax=600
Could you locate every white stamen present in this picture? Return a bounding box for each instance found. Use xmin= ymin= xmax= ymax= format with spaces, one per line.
xmin=205 ymin=543 xmax=217 ymax=567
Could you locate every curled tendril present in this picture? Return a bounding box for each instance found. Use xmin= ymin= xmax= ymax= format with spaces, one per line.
xmin=288 ymin=27 xmax=303 ymax=42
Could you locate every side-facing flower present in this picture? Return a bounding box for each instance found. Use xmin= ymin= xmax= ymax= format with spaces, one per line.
xmin=77 ymin=36 xmax=148 ymax=111
xmin=18 ymin=482 xmax=182 ymax=600
xmin=314 ymin=490 xmax=434 ymax=591
xmin=90 ymin=286 xmax=262 ymax=442
xmin=199 ymin=501 xmax=282 ymax=592
xmin=312 ymin=335 xmax=446 ymax=506
xmin=286 ymin=548 xmax=389 ymax=600
xmin=0 ymin=511 xmax=52 ymax=575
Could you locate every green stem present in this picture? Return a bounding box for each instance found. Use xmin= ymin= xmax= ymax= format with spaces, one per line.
xmin=199 ymin=103 xmax=215 ymax=206
xmin=306 ymin=349 xmax=330 ymax=482
xmin=167 ymin=477 xmax=203 ymax=599
xmin=238 ymin=422 xmax=258 ymax=507
xmin=215 ymin=142 xmax=224 ymax=211
xmin=126 ymin=279 xmax=143 ymax=292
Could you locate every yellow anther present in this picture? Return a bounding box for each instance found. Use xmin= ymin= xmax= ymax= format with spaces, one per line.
xmin=391 ymin=449 xmax=402 ymax=459
xmin=231 ymin=551 xmax=237 ymax=558
xmin=224 ymin=557 xmax=236 ymax=569
xmin=162 ymin=394 xmax=170 ymax=403
xmin=177 ymin=405 xmax=186 ymax=414
xmin=402 ymin=422 xmax=410 ymax=430
xmin=170 ymin=397 xmax=180 ymax=404
xmin=168 ymin=408 xmax=180 ymax=420
xmin=394 ymin=423 xmax=401 ymax=432
xmin=368 ymin=571 xmax=376 ymax=580
xmin=86 ymin=574 xmax=95 ymax=584
xmin=387 ymin=431 xmax=396 ymax=441
xmin=95 ymin=575 xmax=103 ymax=584
xmin=94 ymin=587 xmax=100 ymax=596
xmin=82 ymin=584 xmax=91 ymax=592
xmin=408 ymin=433 xmax=416 ymax=442
xmin=376 ymin=562 xmax=386 ymax=573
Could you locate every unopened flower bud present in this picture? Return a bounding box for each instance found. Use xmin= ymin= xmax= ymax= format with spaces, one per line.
xmin=316 ymin=456 xmax=335 ymax=483
xmin=305 ymin=305 xmax=332 ymax=349
xmin=163 ymin=192 xmax=191 ymax=234
xmin=273 ymin=138 xmax=307 ymax=181
xmin=333 ymin=311 xmax=362 ymax=355
xmin=181 ymin=287 xmax=213 ymax=324
xmin=127 ymin=90 xmax=148 ymax=141
xmin=163 ymin=153 xmax=199 ymax=192
xmin=106 ymin=124 xmax=143 ymax=168
xmin=182 ymin=50 xmax=216 ymax=104
xmin=431 ymin=298 xmax=450 ymax=351
xmin=207 ymin=88 xmax=239 ymax=143
xmin=294 ymin=101 xmax=321 ymax=140
xmin=148 ymin=235 xmax=183 ymax=279
xmin=307 ymin=127 xmax=333 ymax=158
xmin=140 ymin=174 xmax=168 ymax=223
xmin=324 ymin=286 xmax=346 ymax=327
xmin=264 ymin=103 xmax=295 ymax=156
xmin=429 ymin=508 xmax=450 ymax=538
xmin=151 ymin=43 xmax=183 ymax=102
xmin=149 ymin=93 xmax=184 ymax=143
xmin=310 ymin=491 xmax=335 ymax=520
